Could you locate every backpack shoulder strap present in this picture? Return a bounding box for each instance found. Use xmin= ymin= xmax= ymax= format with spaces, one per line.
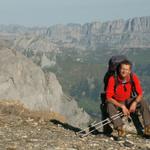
xmin=114 ymin=72 xmax=119 ymax=93
xmin=130 ymin=73 xmax=137 ymax=97
xmin=130 ymin=73 xmax=135 ymax=88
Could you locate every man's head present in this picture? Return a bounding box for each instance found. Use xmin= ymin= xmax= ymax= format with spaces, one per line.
xmin=118 ymin=59 xmax=132 ymax=79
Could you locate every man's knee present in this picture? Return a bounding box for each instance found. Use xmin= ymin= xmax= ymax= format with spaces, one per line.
xmin=138 ymin=98 xmax=150 ymax=111
xmin=139 ymin=98 xmax=149 ymax=106
xmin=106 ymin=101 xmax=118 ymax=115
xmin=107 ymin=101 xmax=115 ymax=110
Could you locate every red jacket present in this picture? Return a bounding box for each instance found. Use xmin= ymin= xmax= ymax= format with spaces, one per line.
xmin=106 ymin=73 xmax=143 ymax=102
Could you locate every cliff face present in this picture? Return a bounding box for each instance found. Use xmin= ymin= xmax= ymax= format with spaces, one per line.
xmin=45 ymin=16 xmax=150 ymax=48
xmin=0 ymin=48 xmax=90 ymax=127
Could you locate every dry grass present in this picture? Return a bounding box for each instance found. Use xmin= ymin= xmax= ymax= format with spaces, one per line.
xmin=0 ymin=100 xmax=66 ymax=123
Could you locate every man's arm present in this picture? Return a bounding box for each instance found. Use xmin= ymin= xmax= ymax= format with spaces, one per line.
xmin=129 ymin=95 xmax=143 ymax=113
xmin=135 ymin=95 xmax=143 ymax=103
xmin=108 ymin=98 xmax=130 ymax=116
xmin=107 ymin=97 xmax=123 ymax=108
xmin=129 ymin=74 xmax=143 ymax=112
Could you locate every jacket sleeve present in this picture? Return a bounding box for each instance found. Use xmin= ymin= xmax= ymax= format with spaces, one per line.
xmin=132 ymin=73 xmax=143 ymax=96
xmin=106 ymin=76 xmax=115 ymax=100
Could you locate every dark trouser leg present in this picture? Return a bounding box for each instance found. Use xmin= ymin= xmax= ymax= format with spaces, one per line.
xmin=139 ymin=99 xmax=150 ymax=126
xmin=130 ymin=113 xmax=143 ymax=134
xmin=100 ymin=103 xmax=113 ymax=134
xmin=100 ymin=93 xmax=113 ymax=135
xmin=107 ymin=102 xmax=123 ymax=129
xmin=126 ymin=98 xmax=143 ymax=134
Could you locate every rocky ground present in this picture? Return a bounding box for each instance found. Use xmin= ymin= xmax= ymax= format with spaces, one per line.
xmin=0 ymin=101 xmax=150 ymax=150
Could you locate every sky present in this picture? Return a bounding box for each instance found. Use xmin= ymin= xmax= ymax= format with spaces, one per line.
xmin=0 ymin=0 xmax=150 ymax=27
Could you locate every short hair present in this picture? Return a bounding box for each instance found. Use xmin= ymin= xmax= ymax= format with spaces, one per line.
xmin=118 ymin=59 xmax=132 ymax=69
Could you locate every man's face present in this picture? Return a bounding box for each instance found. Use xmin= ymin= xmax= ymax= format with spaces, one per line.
xmin=119 ymin=64 xmax=131 ymax=78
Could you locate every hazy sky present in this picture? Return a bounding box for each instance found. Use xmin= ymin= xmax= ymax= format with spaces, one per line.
xmin=0 ymin=0 xmax=150 ymax=26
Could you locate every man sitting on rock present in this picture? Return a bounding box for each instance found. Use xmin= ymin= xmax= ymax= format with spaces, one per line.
xmin=106 ymin=59 xmax=150 ymax=138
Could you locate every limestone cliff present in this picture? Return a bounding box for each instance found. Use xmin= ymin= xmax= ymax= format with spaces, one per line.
xmin=0 ymin=48 xmax=90 ymax=127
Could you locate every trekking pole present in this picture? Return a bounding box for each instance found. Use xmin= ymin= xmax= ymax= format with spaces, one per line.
xmin=77 ymin=112 xmax=123 ymax=136
xmin=77 ymin=112 xmax=122 ymax=135
xmin=80 ymin=112 xmax=124 ymax=138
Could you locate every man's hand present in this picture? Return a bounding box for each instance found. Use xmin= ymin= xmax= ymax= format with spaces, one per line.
xmin=129 ymin=101 xmax=137 ymax=113
xmin=121 ymin=105 xmax=130 ymax=116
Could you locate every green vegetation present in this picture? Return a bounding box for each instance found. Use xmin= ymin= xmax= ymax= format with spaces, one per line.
xmin=77 ymin=97 xmax=101 ymax=116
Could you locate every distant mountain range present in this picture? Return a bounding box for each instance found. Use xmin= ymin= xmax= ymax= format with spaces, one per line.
xmin=0 ymin=16 xmax=150 ymax=52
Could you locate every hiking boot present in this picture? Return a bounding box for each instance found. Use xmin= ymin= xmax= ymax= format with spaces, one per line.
xmin=144 ymin=125 xmax=150 ymax=138
xmin=103 ymin=124 xmax=113 ymax=136
xmin=117 ymin=126 xmax=126 ymax=138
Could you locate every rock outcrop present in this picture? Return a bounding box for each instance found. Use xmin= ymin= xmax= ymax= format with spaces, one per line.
xmin=0 ymin=48 xmax=90 ymax=127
